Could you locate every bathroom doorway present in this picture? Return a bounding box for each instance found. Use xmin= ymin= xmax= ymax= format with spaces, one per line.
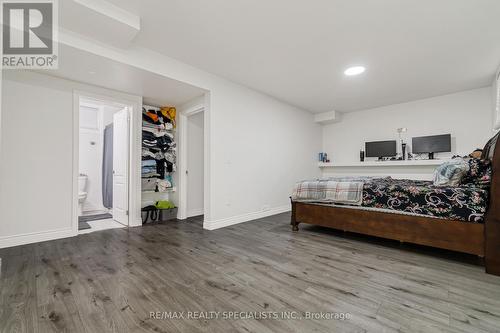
xmin=75 ymin=94 xmax=132 ymax=233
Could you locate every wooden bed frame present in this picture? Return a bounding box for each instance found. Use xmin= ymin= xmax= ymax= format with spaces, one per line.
xmin=291 ymin=133 xmax=500 ymax=276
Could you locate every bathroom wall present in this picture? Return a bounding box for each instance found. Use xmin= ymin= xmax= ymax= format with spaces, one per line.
xmin=79 ymin=103 xmax=123 ymax=213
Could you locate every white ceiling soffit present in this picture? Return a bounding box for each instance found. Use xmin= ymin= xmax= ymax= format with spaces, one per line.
xmin=42 ymin=44 xmax=206 ymax=107
xmin=60 ymin=0 xmax=140 ymax=48
xmin=95 ymin=0 xmax=500 ymax=113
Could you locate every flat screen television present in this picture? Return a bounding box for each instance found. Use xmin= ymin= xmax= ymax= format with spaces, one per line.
xmin=412 ymin=134 xmax=451 ymax=159
xmin=365 ymin=140 xmax=397 ymax=160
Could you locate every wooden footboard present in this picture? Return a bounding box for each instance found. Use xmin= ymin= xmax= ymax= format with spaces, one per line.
xmin=291 ymin=200 xmax=485 ymax=256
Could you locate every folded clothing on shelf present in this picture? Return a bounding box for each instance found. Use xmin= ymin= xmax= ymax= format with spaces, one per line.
xmin=142 ymin=126 xmax=174 ymax=138
xmin=142 ymin=121 xmax=173 ymax=131
xmin=157 ymin=179 xmax=172 ymax=192
xmin=142 ymin=172 xmax=160 ymax=178
xmin=142 ymin=136 xmax=173 ymax=151
xmin=140 ymin=177 xmax=173 ymax=192
xmin=141 ymin=160 xmax=157 ymax=167
xmin=141 ymin=178 xmax=158 ymax=191
xmin=142 ymin=149 xmax=176 ymax=163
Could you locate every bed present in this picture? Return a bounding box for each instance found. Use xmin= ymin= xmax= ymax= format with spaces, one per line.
xmin=291 ymin=132 xmax=500 ymax=276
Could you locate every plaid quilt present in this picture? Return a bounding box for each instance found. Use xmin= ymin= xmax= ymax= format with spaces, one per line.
xmin=292 ymin=178 xmax=365 ymax=205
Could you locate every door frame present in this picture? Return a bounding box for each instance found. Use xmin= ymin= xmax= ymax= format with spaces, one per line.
xmin=72 ymin=90 xmax=142 ymax=236
xmin=178 ymin=93 xmax=210 ymax=225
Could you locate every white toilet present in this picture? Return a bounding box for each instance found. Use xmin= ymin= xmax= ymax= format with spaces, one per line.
xmin=78 ymin=175 xmax=88 ymax=216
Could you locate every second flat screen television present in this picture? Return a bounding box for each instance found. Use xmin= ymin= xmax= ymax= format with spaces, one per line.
xmin=412 ymin=134 xmax=451 ymax=159
xmin=365 ymin=140 xmax=397 ymax=160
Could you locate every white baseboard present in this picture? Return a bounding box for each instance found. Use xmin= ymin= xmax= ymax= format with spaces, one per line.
xmin=130 ymin=217 xmax=142 ymax=227
xmin=204 ymin=204 xmax=290 ymax=230
xmin=0 ymin=228 xmax=75 ymax=249
xmin=187 ymin=208 xmax=204 ymax=218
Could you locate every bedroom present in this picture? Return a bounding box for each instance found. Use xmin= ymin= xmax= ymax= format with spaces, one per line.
xmin=1 ymin=1 xmax=500 ymax=332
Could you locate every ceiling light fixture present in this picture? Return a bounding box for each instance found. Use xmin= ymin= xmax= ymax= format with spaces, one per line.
xmin=344 ymin=66 xmax=366 ymax=76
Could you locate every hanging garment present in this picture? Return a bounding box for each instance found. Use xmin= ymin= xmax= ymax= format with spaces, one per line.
xmin=164 ymin=174 xmax=174 ymax=185
xmin=165 ymin=160 xmax=174 ymax=173
xmin=163 ymin=151 xmax=176 ymax=163
xmin=156 ymin=160 xmax=166 ymax=178
xmin=102 ymin=124 xmax=113 ymax=209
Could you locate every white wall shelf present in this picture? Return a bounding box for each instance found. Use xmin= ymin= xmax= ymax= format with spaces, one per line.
xmin=319 ymin=159 xmax=447 ymax=168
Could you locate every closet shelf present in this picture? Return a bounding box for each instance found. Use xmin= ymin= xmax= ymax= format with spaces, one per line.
xmin=142 ymin=187 xmax=176 ymax=193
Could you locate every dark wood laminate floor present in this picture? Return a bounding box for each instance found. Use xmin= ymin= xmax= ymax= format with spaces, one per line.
xmin=1 ymin=213 xmax=500 ymax=333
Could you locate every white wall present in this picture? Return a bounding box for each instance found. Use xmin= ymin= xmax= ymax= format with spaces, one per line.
xmin=321 ymin=88 xmax=493 ymax=179
xmin=0 ymin=71 xmax=143 ymax=248
xmin=208 ymin=85 xmax=321 ymax=227
xmin=0 ymin=75 xmax=74 ymax=242
xmin=324 ymin=88 xmax=493 ymax=161
xmin=186 ymin=112 xmax=204 ymax=217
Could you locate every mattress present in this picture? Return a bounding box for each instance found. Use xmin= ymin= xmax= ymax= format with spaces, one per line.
xmin=360 ymin=178 xmax=489 ymax=223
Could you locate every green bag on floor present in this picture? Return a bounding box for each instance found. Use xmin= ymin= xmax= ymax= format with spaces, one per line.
xmin=155 ymin=200 xmax=175 ymax=210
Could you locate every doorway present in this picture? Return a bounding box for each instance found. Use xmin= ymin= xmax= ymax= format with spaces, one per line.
xmin=178 ymin=99 xmax=207 ymax=222
xmin=75 ymin=94 xmax=132 ymax=233
xmin=186 ymin=111 xmax=204 ymax=218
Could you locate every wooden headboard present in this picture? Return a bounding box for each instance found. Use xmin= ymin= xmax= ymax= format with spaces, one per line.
xmin=485 ymin=131 xmax=500 ymax=274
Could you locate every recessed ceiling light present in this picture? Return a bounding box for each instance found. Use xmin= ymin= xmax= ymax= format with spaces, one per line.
xmin=344 ymin=66 xmax=366 ymax=76
xmin=89 ymin=71 xmax=96 ymax=75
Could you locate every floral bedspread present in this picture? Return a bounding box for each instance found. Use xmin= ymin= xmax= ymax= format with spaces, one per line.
xmin=361 ymin=178 xmax=490 ymax=223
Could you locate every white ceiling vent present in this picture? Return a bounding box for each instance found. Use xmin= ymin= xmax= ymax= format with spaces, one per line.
xmin=60 ymin=0 xmax=140 ymax=49
xmin=314 ymin=111 xmax=341 ymax=125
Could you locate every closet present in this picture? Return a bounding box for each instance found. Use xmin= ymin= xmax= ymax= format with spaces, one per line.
xmin=141 ymin=104 xmax=177 ymax=222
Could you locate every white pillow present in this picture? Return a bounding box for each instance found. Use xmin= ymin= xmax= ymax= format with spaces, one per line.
xmin=433 ymin=158 xmax=469 ymax=186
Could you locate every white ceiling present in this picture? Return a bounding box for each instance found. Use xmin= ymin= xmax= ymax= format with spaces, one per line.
xmin=63 ymin=0 xmax=500 ymax=113
xmin=43 ymin=44 xmax=206 ymax=106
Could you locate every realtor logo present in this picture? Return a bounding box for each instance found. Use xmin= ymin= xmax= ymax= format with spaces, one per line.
xmin=2 ymin=0 xmax=58 ymax=69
